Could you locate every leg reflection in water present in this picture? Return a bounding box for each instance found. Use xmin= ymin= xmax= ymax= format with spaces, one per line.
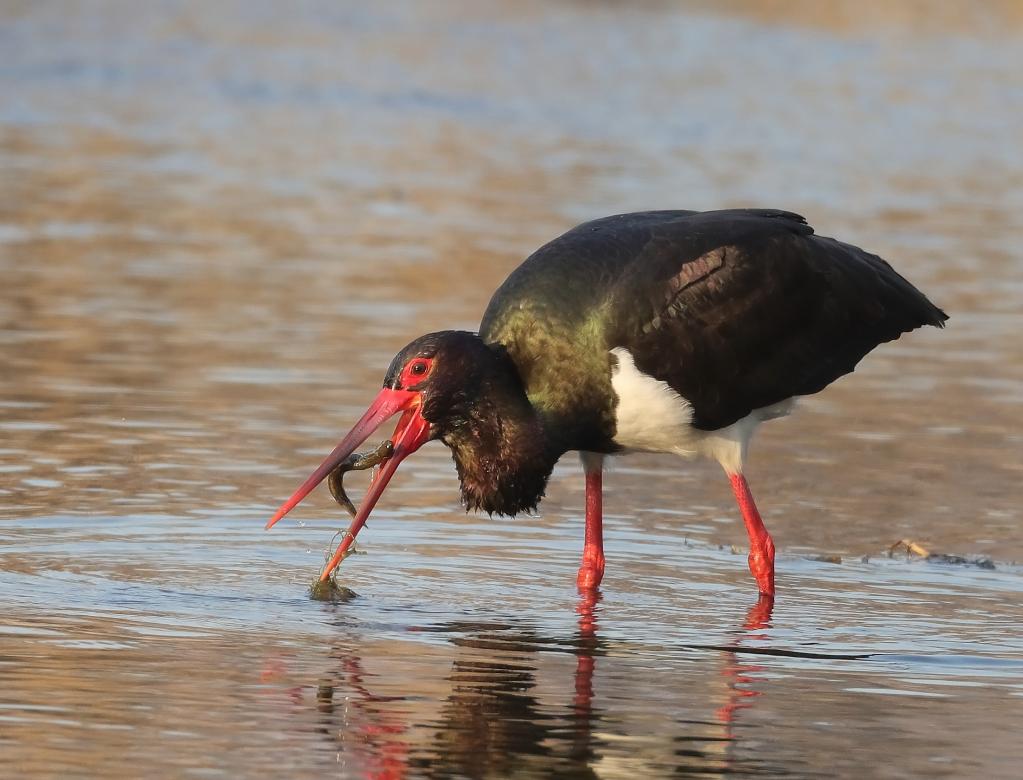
xmin=676 ymin=593 xmax=774 ymax=776
xmin=715 ymin=594 xmax=774 ymax=728
xmin=571 ymin=586 xmax=601 ymax=766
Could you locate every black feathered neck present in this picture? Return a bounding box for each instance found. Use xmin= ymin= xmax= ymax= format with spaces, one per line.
xmin=443 ymin=383 xmax=558 ymax=516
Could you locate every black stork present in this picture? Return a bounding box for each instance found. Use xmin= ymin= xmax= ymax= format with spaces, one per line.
xmin=266 ymin=209 xmax=947 ymax=597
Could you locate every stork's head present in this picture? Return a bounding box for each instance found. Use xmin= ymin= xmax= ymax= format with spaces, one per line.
xmin=265 ymin=330 xmax=537 ymax=581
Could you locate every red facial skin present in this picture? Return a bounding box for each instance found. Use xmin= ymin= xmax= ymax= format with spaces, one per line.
xmin=266 ymin=358 xmax=435 ymax=582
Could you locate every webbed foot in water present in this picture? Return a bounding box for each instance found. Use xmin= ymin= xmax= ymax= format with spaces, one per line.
xmin=326 ymin=439 xmax=394 ymax=518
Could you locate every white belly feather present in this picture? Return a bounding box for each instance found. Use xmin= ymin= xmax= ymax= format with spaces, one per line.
xmin=609 ymin=347 xmax=794 ymax=475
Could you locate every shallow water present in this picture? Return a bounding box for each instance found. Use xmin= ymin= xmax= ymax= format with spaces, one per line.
xmin=2 ymin=1 xmax=1023 ymax=777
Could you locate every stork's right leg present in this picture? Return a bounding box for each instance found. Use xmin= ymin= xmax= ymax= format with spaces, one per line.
xmin=727 ymin=472 xmax=776 ymax=597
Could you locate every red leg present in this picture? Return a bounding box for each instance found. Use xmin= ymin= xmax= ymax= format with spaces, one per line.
xmin=576 ymin=453 xmax=605 ymax=590
xmin=728 ymin=473 xmax=775 ymax=597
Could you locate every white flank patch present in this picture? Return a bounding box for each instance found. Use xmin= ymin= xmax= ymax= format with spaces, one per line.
xmin=610 ymin=347 xmax=696 ymax=453
xmin=609 ymin=347 xmax=794 ymax=475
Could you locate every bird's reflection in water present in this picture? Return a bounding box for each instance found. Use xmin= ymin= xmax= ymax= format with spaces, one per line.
xmin=414 ymin=593 xmax=604 ymax=779
xmin=315 ymin=652 xmax=410 ymax=780
xmin=418 ymin=653 xmax=560 ymax=777
xmin=303 ymin=592 xmax=776 ymax=779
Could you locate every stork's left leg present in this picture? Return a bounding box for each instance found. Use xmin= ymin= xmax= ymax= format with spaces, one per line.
xmin=728 ymin=473 xmax=775 ymax=597
xmin=577 ymin=452 xmax=605 ymax=590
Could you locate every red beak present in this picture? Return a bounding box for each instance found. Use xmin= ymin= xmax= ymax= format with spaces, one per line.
xmin=265 ymin=387 xmax=432 ymax=581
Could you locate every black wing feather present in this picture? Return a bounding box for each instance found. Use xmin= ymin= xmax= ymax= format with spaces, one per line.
xmin=610 ymin=219 xmax=948 ymax=430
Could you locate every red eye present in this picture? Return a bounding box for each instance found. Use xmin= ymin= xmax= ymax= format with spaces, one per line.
xmin=401 ymin=357 xmax=433 ymax=386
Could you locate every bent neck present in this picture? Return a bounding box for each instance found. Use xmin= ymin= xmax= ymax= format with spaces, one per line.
xmin=439 ymin=355 xmax=563 ymax=516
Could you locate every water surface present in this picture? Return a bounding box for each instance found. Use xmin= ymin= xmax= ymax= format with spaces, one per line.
xmin=2 ymin=2 xmax=1022 ymax=777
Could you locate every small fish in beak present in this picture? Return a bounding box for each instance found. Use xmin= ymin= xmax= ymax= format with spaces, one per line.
xmin=327 ymin=439 xmax=395 ymax=518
